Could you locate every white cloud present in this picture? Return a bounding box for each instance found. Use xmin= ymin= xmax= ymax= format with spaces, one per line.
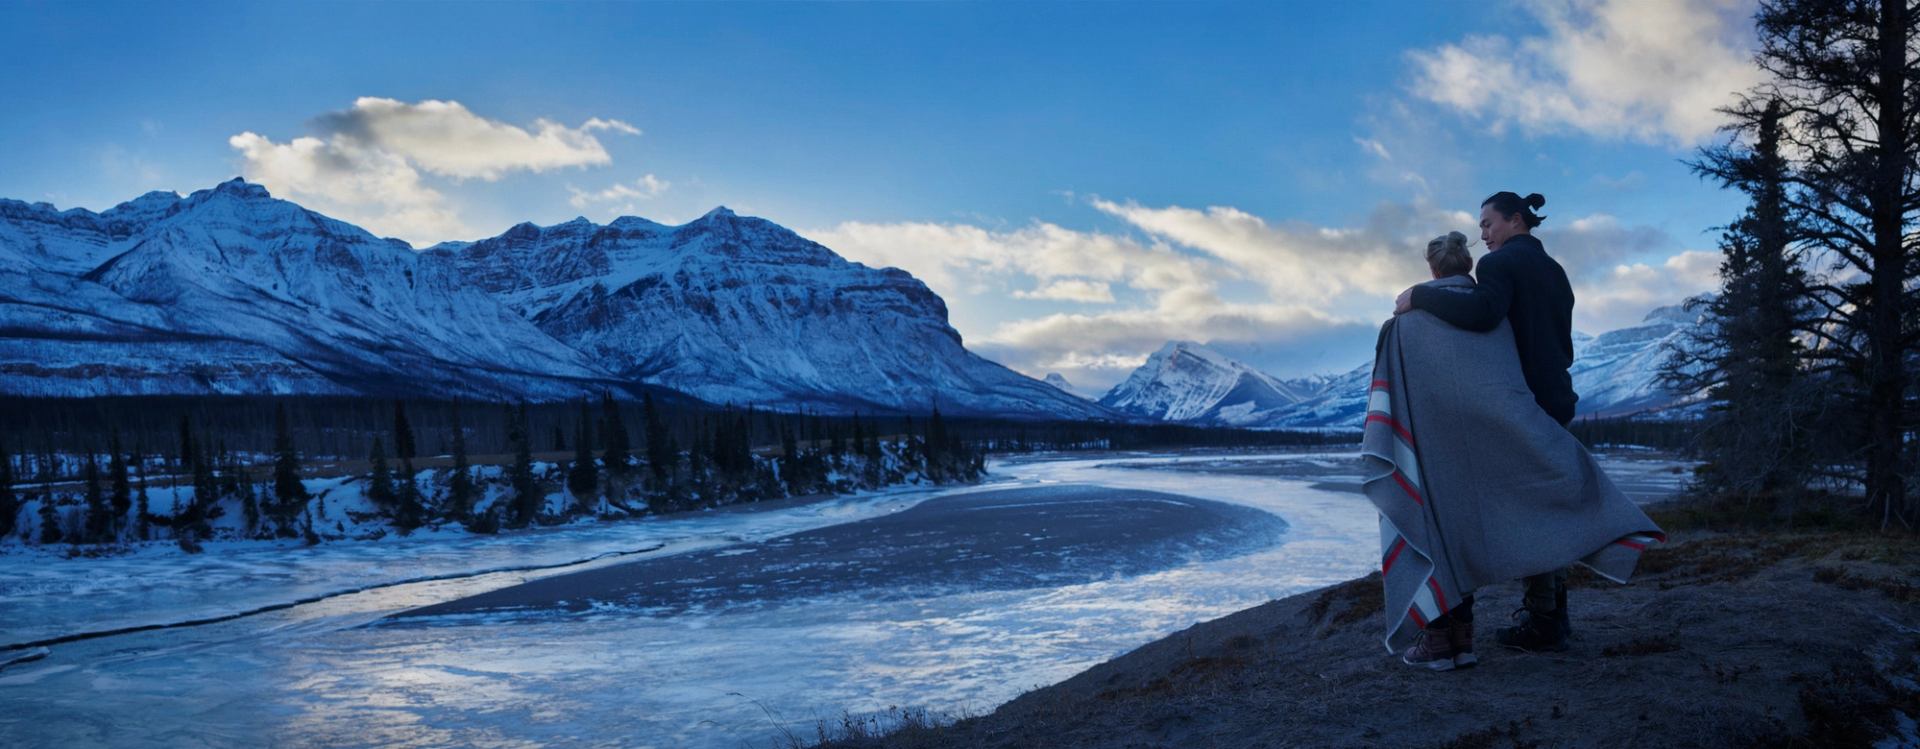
xmin=230 ymin=97 xmax=641 ymax=245
xmin=1013 ymin=279 xmax=1115 ymax=303
xmin=1354 ymin=136 xmax=1392 ymax=161
xmin=810 ymin=198 xmax=1714 ymax=391
xmin=1090 ymin=197 xmax=1476 ymax=307
xmin=568 ymin=174 xmax=671 ymax=211
xmin=1407 ymin=0 xmax=1762 ymax=145
xmin=805 ymin=219 xmax=1222 ymax=312
xmin=228 ymin=131 xmax=468 ymax=243
xmin=1575 ymin=249 xmax=1722 ymax=332
xmin=315 ymin=97 xmax=636 ymax=180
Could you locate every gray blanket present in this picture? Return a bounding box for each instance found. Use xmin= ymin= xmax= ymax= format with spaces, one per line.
xmin=1362 ymin=276 xmax=1664 ymax=653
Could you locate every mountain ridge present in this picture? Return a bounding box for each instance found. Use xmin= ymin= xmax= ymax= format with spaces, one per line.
xmin=0 ymin=179 xmax=1119 ymax=419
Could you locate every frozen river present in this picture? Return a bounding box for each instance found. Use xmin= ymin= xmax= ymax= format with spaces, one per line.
xmin=0 ymin=449 xmax=1689 ymax=748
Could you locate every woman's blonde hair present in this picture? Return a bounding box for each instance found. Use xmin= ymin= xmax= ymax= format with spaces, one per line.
xmin=1425 ymin=230 xmax=1473 ymax=277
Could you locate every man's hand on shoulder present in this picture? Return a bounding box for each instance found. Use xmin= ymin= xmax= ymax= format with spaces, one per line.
xmin=1394 ymin=286 xmax=1415 ymax=315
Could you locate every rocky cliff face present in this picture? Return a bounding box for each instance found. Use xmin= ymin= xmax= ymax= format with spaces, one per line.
xmin=431 ymin=208 xmax=1117 ymax=418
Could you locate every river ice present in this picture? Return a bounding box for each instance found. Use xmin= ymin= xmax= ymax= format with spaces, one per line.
xmin=0 ymin=450 xmax=1689 ymax=748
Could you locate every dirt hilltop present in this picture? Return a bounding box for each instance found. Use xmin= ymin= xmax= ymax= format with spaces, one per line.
xmin=812 ymin=524 xmax=1920 ymax=748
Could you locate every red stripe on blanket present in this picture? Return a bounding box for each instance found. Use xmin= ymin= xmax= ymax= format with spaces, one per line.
xmin=1391 ymin=471 xmax=1424 ymax=505
xmin=1427 ymin=577 xmax=1449 ymax=611
xmin=1365 ymin=413 xmax=1416 ymax=446
xmin=1370 ymin=379 xmax=1390 ymax=391
xmin=1614 ymin=539 xmax=1646 ymax=551
xmin=1382 ymin=538 xmax=1407 ymax=573
xmin=1408 ymin=606 xmax=1428 ymax=629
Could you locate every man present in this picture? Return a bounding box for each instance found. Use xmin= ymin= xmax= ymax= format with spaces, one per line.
xmin=1392 ymin=190 xmax=1577 ymax=653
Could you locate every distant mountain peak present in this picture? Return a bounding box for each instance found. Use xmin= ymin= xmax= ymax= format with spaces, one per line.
xmin=207 ymin=177 xmax=271 ymax=200
xmin=701 ymin=205 xmax=737 ymax=220
xmin=1100 ymin=340 xmax=1316 ymax=425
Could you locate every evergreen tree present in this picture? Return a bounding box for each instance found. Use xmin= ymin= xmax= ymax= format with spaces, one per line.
xmin=83 ymin=453 xmax=109 ymax=543
xmin=271 ymin=403 xmax=308 ymax=532
xmin=392 ymin=401 xmax=416 ymax=464
xmin=601 ymin=391 xmax=631 ymax=477
xmin=190 ymin=423 xmax=217 ymax=515
xmin=0 ymin=442 xmax=16 ymax=540
xmin=553 ymin=424 xmax=566 ymax=452
xmin=1667 ymin=99 xmax=1814 ymax=507
xmin=448 ymin=401 xmax=475 ymax=522
xmin=367 ymin=436 xmax=396 ymax=509
xmin=38 ymin=484 xmax=60 ymax=545
xmin=509 ymin=401 xmax=540 ymax=527
xmin=177 ymin=413 xmax=196 ymax=481
xmin=568 ymin=398 xmax=598 ymax=510
xmin=389 ymin=401 xmax=424 ymax=531
xmin=109 ymin=433 xmax=131 ymax=538
xmin=1699 ymin=0 xmax=1920 ymax=526
xmin=133 ymin=440 xmax=150 ymax=541
xmin=780 ymin=423 xmax=798 ymax=467
xmin=237 ymin=463 xmax=259 ymax=537
xmin=644 ymin=391 xmax=672 ymax=485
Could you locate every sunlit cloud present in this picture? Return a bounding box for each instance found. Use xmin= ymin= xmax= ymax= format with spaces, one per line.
xmin=230 ymin=97 xmax=641 ymax=245
xmin=1407 ymin=0 xmax=1762 ymax=145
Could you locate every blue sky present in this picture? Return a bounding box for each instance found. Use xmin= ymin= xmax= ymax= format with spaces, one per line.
xmin=0 ymin=0 xmax=1762 ymax=392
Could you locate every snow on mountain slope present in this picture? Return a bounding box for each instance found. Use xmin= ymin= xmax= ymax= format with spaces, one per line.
xmin=431 ymin=209 xmax=1117 ymax=419
xmin=1097 ymin=341 xmax=1319 ymax=426
xmin=1111 ymin=304 xmax=1702 ymax=431
xmin=0 ymin=180 xmax=622 ymax=399
xmin=1567 ymin=303 xmax=1696 ymax=417
xmin=1043 ymin=373 xmax=1081 ymax=397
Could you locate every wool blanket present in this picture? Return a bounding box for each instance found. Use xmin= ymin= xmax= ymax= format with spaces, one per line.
xmin=1363 ymin=277 xmax=1665 ymax=653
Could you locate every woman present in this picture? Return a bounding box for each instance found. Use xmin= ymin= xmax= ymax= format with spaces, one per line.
xmin=1361 ymin=229 xmax=1664 ymax=672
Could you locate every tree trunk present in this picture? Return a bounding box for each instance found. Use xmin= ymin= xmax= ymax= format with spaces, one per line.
xmin=1867 ymin=0 xmax=1910 ymax=528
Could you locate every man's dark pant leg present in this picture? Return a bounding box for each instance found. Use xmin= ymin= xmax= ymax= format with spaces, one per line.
xmin=1526 ymin=412 xmax=1576 ymax=619
xmin=1522 ymin=567 xmax=1568 ymax=613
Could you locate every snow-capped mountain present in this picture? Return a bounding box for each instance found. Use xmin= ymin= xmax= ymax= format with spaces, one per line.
xmin=0 ymin=179 xmax=620 ymax=399
xmin=1043 ymin=373 xmax=1078 ymax=395
xmin=1568 ymin=303 xmax=1698 ymax=417
xmin=0 ymin=180 xmax=1108 ymax=417
xmin=1097 ymin=341 xmax=1321 ymax=426
xmin=427 ymin=209 xmax=1116 ymax=419
xmin=1109 ymin=305 xmax=1703 ymax=430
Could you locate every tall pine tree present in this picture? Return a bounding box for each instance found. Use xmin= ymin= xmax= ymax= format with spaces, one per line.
xmin=448 ymin=401 xmax=475 ymax=522
xmin=0 ymin=442 xmax=16 ymax=541
xmin=83 ymin=454 xmax=108 ymax=543
xmin=367 ymin=436 xmax=396 ymax=509
xmin=272 ymin=403 xmax=308 ymax=533
xmin=643 ymin=391 xmax=672 ymax=485
xmin=1668 ymin=99 xmax=1814 ymax=507
xmin=509 ymin=401 xmax=540 ymax=527
xmin=568 ymin=398 xmax=598 ymax=511
xmin=601 ymin=391 xmax=631 ymax=477
xmin=109 ymin=433 xmax=131 ymax=538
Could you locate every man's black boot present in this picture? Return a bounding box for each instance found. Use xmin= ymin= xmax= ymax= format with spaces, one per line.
xmin=1495 ymin=606 xmax=1569 ymax=652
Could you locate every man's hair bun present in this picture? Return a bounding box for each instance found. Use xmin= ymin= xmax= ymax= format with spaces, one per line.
xmin=1482 ymin=191 xmax=1548 ymax=229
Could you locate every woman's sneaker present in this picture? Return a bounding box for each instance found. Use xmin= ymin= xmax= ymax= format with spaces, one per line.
xmin=1448 ymin=619 xmax=1477 ymax=668
xmin=1401 ymin=623 xmax=1459 ymax=671
xmin=1495 ymin=607 xmax=1569 ymax=652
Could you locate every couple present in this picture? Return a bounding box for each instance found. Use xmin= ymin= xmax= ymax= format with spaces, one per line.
xmin=1363 ymin=191 xmax=1664 ymax=671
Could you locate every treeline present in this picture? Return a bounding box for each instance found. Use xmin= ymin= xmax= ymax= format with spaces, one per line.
xmin=1569 ymin=416 xmax=1697 ymax=452
xmin=0 ymin=394 xmax=987 ymax=551
xmin=1658 ymin=0 xmax=1920 ymax=528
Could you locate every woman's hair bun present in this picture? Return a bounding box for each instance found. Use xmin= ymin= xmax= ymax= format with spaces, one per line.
xmin=1524 ymin=193 xmax=1546 ymax=210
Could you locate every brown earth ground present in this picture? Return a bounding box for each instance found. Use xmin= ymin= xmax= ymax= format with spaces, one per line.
xmin=802 ymin=510 xmax=1920 ymax=749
